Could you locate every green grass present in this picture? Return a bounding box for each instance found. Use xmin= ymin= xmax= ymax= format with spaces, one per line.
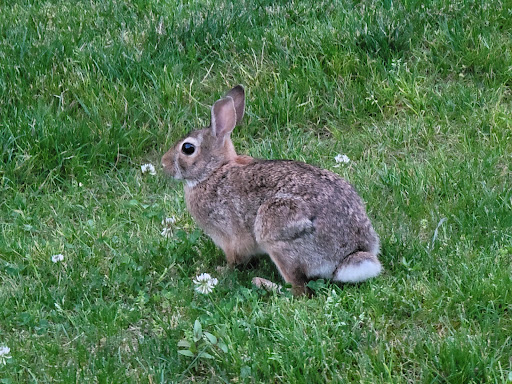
xmin=1 ymin=0 xmax=511 ymax=382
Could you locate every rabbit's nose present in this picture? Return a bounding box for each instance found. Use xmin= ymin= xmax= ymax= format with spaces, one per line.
xmin=161 ymin=151 xmax=174 ymax=175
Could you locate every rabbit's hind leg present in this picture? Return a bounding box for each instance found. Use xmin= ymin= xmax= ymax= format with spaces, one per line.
xmin=266 ymin=249 xmax=309 ymax=296
xmin=254 ymin=197 xmax=315 ymax=295
xmin=333 ymin=251 xmax=382 ymax=283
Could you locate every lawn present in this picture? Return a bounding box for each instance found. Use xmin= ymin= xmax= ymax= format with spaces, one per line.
xmin=1 ymin=0 xmax=511 ymax=382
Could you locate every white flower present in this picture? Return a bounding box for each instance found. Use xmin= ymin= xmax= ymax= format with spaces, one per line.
xmin=193 ymin=273 xmax=218 ymax=294
xmin=161 ymin=216 xmax=177 ymax=238
xmin=161 ymin=217 xmax=177 ymax=226
xmin=51 ymin=254 xmax=64 ymax=263
xmin=161 ymin=227 xmax=173 ymax=237
xmin=141 ymin=163 xmax=156 ymax=175
xmin=334 ymin=154 xmax=350 ymax=164
xmin=0 ymin=345 xmax=11 ymax=365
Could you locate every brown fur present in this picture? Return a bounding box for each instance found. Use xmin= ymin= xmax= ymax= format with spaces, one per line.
xmin=162 ymin=86 xmax=382 ymax=294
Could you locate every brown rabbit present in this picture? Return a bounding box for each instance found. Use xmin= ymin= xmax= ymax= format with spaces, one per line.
xmin=162 ymin=86 xmax=382 ymax=295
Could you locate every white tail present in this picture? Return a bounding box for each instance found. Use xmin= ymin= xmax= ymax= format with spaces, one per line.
xmin=334 ymin=259 xmax=382 ymax=283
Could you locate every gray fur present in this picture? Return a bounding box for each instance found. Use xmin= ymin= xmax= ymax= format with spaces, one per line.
xmin=162 ymin=86 xmax=382 ymax=295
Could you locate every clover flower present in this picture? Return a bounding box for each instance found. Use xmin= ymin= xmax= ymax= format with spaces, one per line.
xmin=141 ymin=163 xmax=156 ymax=175
xmin=334 ymin=154 xmax=350 ymax=164
xmin=0 ymin=345 xmax=11 ymax=365
xmin=193 ymin=273 xmax=218 ymax=294
xmin=161 ymin=216 xmax=177 ymax=237
xmin=51 ymin=254 xmax=64 ymax=263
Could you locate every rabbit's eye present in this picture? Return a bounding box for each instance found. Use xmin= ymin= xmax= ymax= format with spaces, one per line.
xmin=181 ymin=142 xmax=195 ymax=155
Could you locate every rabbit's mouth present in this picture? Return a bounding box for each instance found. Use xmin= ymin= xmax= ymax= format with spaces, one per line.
xmin=162 ymin=164 xmax=183 ymax=181
xmin=161 ymin=150 xmax=181 ymax=180
xmin=160 ymin=162 xmax=175 ymax=177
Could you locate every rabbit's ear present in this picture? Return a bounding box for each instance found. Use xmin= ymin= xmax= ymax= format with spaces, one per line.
xmin=211 ymin=97 xmax=236 ymax=139
xmin=225 ymin=85 xmax=245 ymax=124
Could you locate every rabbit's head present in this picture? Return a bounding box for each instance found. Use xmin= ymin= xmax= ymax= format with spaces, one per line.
xmin=162 ymin=86 xmax=245 ymax=186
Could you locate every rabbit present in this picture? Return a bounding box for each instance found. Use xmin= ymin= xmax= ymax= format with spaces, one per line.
xmin=161 ymin=85 xmax=382 ymax=295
